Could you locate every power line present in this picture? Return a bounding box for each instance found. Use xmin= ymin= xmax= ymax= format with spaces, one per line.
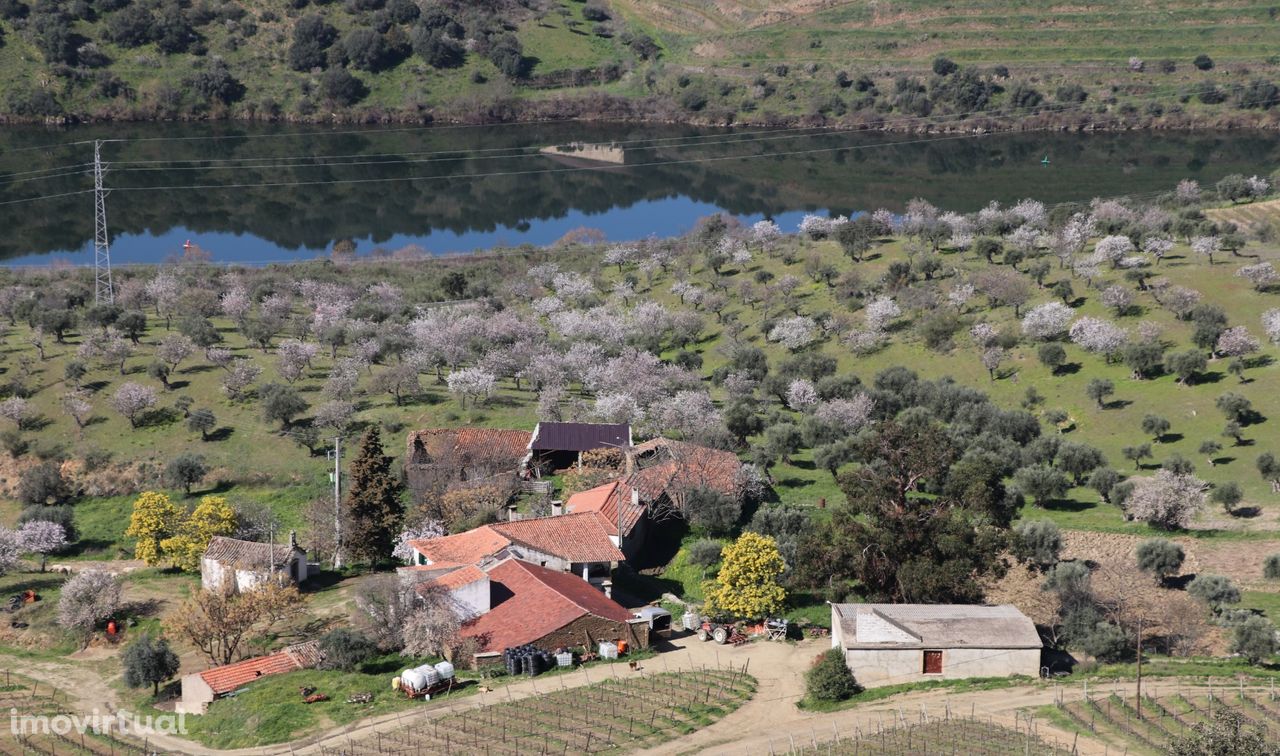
xmin=0 ymin=189 xmax=92 ymax=207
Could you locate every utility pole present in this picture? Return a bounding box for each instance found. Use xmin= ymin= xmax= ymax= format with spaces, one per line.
xmin=328 ymin=436 xmax=343 ymax=569
xmin=92 ymin=140 xmax=114 ymax=305
xmin=1136 ymin=615 xmax=1143 ymax=720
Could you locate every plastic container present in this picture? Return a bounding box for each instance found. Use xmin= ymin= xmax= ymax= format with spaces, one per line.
xmin=413 ymin=665 xmax=441 ymax=687
xmin=525 ymin=653 xmax=543 ymax=676
xmin=401 ymin=668 xmax=427 ymax=692
xmin=433 ymin=661 xmax=455 ymax=680
xmin=682 ymin=611 xmax=699 ymax=631
xmin=598 ymin=642 xmax=618 ymax=660
xmin=555 ymin=652 xmax=573 ymax=668
xmin=391 ymin=676 xmax=401 ymax=691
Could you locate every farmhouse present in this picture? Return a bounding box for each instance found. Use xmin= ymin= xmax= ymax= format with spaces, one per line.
xmin=402 ymin=512 xmax=624 ymax=589
xmin=528 ymin=421 xmax=630 ymax=472
xmin=562 ymin=438 xmax=745 ymax=562
xmin=457 ymin=558 xmax=649 ymax=666
xmin=176 ymin=640 xmax=322 ymax=715
xmin=830 ymin=604 xmax=1042 ymax=687
xmin=201 ymin=534 xmax=308 ymax=593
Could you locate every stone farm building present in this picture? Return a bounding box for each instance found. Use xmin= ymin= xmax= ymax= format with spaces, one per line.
xmin=177 ymin=640 xmax=322 ymax=715
xmin=459 ymin=558 xmax=649 ymax=666
xmin=830 ymin=604 xmax=1042 ymax=687
xmin=528 ymin=421 xmax=631 ymax=472
xmin=405 ymin=427 xmax=532 ymax=503
xmin=201 ymin=535 xmax=309 ymax=593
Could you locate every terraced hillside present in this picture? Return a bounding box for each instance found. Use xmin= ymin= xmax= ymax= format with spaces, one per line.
xmin=2 ymin=0 xmax=1280 ymax=126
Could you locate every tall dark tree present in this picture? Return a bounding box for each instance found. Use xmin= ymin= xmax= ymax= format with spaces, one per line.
xmin=344 ymin=427 xmax=404 ymax=566
xmin=797 ymin=421 xmax=1012 ymax=603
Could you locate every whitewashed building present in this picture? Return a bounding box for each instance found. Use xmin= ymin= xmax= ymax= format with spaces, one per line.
xmin=830 ymin=603 xmax=1042 ymax=687
xmin=201 ymin=534 xmax=308 ymax=593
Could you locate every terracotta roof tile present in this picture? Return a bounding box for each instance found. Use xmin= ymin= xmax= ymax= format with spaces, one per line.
xmin=564 ymin=481 xmax=645 ymax=537
xmin=407 ymin=428 xmax=532 ymax=465
xmin=492 ymin=513 xmax=624 ymax=563
xmin=631 ymin=438 xmax=742 ymax=499
xmin=198 ymin=641 xmax=320 ymax=696
xmin=427 ymin=564 xmax=488 ymax=592
xmin=460 ymin=559 xmax=633 ymax=652
xmin=407 ymin=527 xmax=512 ymax=565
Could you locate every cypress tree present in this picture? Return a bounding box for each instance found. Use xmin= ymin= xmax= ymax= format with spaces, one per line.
xmin=344 ymin=427 xmax=404 ymax=565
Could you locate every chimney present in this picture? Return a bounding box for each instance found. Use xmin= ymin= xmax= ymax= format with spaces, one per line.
xmin=551 ymin=500 xmax=563 ymax=516
xmin=289 ymin=530 xmax=298 ymax=550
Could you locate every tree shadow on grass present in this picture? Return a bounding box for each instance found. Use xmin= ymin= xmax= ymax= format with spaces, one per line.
xmin=168 ymin=380 xmax=190 ymax=391
xmin=1228 ymin=505 xmax=1262 ymax=518
xmin=138 ymin=407 xmax=180 ymax=428
xmin=1211 ymin=456 xmax=1235 ymax=466
xmin=205 ymin=426 xmax=235 ymax=442
xmin=1103 ymin=399 xmax=1133 ymax=410
xmin=0 ymin=574 xmax=67 ymax=597
xmin=1163 ymin=574 xmax=1196 ymax=590
xmin=181 ymin=364 xmax=216 ymax=374
xmin=1195 ymin=371 xmax=1225 ymax=385
xmin=1157 ymin=433 xmax=1184 ymax=444
xmin=1054 ymin=363 xmax=1082 ymax=376
xmin=82 ymin=380 xmax=111 ymax=393
xmin=1038 ymin=497 xmax=1096 ymax=513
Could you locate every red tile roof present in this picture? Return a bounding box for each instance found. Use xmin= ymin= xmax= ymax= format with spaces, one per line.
xmin=460 ymin=559 xmax=634 ymax=652
xmin=406 ymin=428 xmax=531 ymax=468
xmin=428 ymin=564 xmax=488 ymax=591
xmin=564 ymin=481 xmax=645 ymax=537
xmin=631 ymin=438 xmax=742 ymax=500
xmin=197 ymin=641 xmax=320 ymax=696
xmin=492 ymin=513 xmax=624 ymax=563
xmin=407 ymin=527 xmax=512 ymax=566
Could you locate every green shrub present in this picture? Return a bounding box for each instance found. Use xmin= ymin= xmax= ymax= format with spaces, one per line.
xmin=318 ymin=628 xmax=378 ymax=672
xmin=1263 ymin=554 xmax=1280 ymax=580
xmin=1231 ymin=616 xmax=1278 ymax=664
xmin=805 ymin=649 xmax=860 ymax=702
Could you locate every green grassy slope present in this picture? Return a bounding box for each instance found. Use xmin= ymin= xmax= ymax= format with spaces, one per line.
xmin=2 ymin=0 xmax=1280 ymax=125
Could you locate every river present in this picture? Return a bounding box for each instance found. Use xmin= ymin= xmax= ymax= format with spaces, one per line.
xmin=2 ymin=123 xmax=1277 ymax=266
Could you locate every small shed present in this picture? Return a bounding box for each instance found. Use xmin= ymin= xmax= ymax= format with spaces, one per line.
xmin=830 ymin=603 xmax=1042 ymax=687
xmin=201 ymin=534 xmax=308 ymax=593
xmin=528 ymin=422 xmax=630 ymax=472
xmin=176 ymin=641 xmax=322 ymax=715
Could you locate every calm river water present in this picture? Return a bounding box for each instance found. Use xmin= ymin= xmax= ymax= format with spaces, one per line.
xmin=3 ymin=123 xmax=1278 ymax=265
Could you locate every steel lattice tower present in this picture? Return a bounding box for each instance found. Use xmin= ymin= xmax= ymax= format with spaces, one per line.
xmin=93 ymin=140 xmax=114 ymax=305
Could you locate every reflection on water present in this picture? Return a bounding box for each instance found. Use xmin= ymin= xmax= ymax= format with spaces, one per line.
xmin=2 ymin=123 xmax=1277 ymax=265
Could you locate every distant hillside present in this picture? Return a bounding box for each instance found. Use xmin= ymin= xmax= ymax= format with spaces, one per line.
xmin=1 ymin=0 xmax=1280 ymax=129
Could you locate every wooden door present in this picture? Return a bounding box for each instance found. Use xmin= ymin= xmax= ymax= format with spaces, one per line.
xmin=923 ymin=650 xmax=943 ymax=674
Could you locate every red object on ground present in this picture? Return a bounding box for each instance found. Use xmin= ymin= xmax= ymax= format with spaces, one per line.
xmin=106 ymin=620 xmax=117 ymax=635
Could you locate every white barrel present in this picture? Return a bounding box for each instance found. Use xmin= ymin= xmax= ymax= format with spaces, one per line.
xmin=433 ymin=661 xmax=455 ymax=680
xmin=598 ymin=642 xmax=618 ymax=660
xmin=401 ymin=668 xmax=428 ymax=692
xmin=682 ymin=611 xmax=698 ymax=630
xmin=556 ymin=652 xmax=574 ymax=668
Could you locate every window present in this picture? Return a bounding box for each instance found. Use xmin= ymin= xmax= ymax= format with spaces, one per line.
xmin=923 ymin=650 xmax=943 ymax=674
